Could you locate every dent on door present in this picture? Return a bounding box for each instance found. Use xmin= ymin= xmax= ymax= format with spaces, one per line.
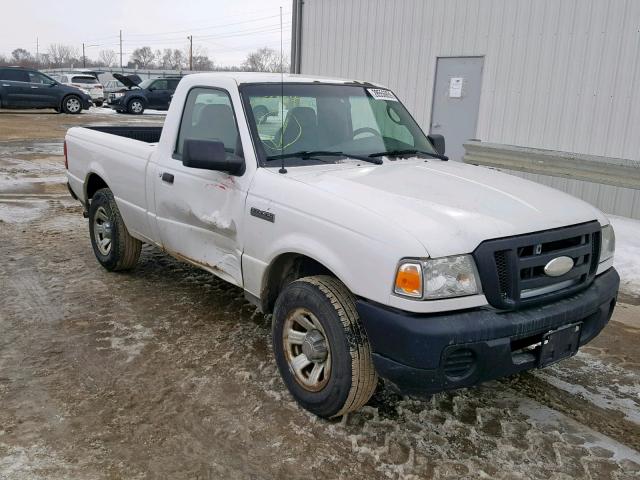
xmin=156 ymin=173 xmax=243 ymax=285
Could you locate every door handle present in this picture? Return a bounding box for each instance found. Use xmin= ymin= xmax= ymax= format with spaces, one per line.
xmin=161 ymin=172 xmax=174 ymax=184
xmin=1 ymin=84 xmax=10 ymax=87
xmin=31 ymin=86 xmax=39 ymax=89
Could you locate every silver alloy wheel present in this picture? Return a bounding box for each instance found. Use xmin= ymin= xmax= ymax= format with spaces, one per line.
xmin=283 ymin=308 xmax=331 ymax=392
xmin=66 ymin=97 xmax=81 ymax=113
xmin=130 ymin=100 xmax=143 ymax=113
xmin=93 ymin=206 xmax=113 ymax=255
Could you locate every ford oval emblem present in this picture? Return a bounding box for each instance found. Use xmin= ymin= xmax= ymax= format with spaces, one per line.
xmin=543 ymin=256 xmax=574 ymax=277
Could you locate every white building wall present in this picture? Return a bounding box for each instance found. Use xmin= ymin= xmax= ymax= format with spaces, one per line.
xmin=299 ymin=0 xmax=640 ymax=162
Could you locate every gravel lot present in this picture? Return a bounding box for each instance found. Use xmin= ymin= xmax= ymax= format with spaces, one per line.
xmin=1 ymin=108 xmax=639 ymax=479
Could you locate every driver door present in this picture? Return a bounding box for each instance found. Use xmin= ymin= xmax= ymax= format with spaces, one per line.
xmin=146 ymin=79 xmax=171 ymax=109
xmin=153 ymin=87 xmax=246 ymax=286
xmin=27 ymin=71 xmax=58 ymax=108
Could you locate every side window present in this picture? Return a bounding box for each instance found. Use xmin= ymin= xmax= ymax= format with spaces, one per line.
xmin=168 ymin=79 xmax=180 ymax=90
xmin=28 ymin=71 xmax=54 ymax=85
xmin=152 ymin=79 xmax=168 ymax=90
xmin=175 ymin=87 xmax=241 ymax=158
xmin=1 ymin=69 xmax=29 ymax=82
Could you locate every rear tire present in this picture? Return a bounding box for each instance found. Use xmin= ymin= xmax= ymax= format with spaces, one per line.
xmin=88 ymin=188 xmax=141 ymax=271
xmin=272 ymin=275 xmax=378 ymax=418
xmin=94 ymin=100 xmax=103 ymax=107
xmin=61 ymin=95 xmax=82 ymax=114
xmin=127 ymin=98 xmax=145 ymax=115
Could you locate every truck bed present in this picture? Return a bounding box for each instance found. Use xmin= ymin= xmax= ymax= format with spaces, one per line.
xmin=84 ymin=126 xmax=162 ymax=144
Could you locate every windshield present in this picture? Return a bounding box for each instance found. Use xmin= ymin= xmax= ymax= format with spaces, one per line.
xmin=139 ymin=79 xmax=154 ymax=89
xmin=71 ymin=76 xmax=98 ymax=84
xmin=241 ymin=83 xmax=436 ymax=166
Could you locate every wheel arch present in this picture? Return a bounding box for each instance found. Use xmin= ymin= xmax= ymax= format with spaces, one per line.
xmin=84 ymin=172 xmax=109 ymax=203
xmin=260 ymin=252 xmax=346 ymax=314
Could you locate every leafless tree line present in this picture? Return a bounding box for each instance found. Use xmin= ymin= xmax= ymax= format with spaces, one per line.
xmin=0 ymin=43 xmax=289 ymax=72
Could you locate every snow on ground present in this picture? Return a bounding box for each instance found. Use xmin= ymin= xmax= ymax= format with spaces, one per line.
xmin=610 ymin=215 xmax=640 ymax=297
xmin=87 ymin=106 xmax=166 ymax=116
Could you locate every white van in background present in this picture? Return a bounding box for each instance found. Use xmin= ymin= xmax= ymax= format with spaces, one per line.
xmin=51 ymin=73 xmax=105 ymax=107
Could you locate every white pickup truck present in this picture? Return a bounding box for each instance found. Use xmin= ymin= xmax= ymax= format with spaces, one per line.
xmin=65 ymin=73 xmax=619 ymax=418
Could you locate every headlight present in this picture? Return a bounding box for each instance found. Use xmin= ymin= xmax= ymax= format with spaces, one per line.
xmin=600 ymin=224 xmax=615 ymax=263
xmin=113 ymin=92 xmax=125 ymax=98
xmin=394 ymin=255 xmax=482 ymax=300
xmin=423 ymin=255 xmax=482 ymax=299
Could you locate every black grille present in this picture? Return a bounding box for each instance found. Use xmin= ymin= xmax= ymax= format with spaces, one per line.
xmin=474 ymin=221 xmax=601 ymax=310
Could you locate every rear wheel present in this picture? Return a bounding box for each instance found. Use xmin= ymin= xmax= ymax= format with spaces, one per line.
xmin=272 ymin=275 xmax=378 ymax=418
xmin=62 ymin=95 xmax=82 ymax=114
xmin=127 ymin=98 xmax=145 ymax=115
xmin=94 ymin=100 xmax=103 ymax=107
xmin=88 ymin=188 xmax=141 ymax=271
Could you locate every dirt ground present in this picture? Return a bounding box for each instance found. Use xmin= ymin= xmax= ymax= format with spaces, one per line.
xmin=1 ymin=109 xmax=639 ymax=480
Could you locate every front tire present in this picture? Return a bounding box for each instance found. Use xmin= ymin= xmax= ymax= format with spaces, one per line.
xmin=127 ymin=98 xmax=145 ymax=115
xmin=61 ymin=95 xmax=82 ymax=114
xmin=272 ymin=275 xmax=378 ymax=418
xmin=88 ymin=188 xmax=141 ymax=271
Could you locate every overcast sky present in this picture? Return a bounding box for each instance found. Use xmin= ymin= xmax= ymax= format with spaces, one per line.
xmin=0 ymin=0 xmax=292 ymax=67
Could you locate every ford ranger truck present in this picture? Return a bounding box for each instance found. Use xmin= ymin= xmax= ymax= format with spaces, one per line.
xmin=65 ymin=73 xmax=619 ymax=418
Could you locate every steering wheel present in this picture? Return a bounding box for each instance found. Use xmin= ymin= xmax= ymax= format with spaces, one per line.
xmin=352 ymin=127 xmax=382 ymax=139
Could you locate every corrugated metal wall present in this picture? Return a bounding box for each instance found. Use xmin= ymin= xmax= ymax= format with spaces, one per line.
xmin=298 ymin=0 xmax=640 ymax=217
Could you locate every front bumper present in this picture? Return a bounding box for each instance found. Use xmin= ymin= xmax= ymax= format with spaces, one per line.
xmin=356 ymin=268 xmax=619 ymax=396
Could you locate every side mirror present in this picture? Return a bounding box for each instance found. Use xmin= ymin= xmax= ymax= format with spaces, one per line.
xmin=427 ymin=134 xmax=446 ymax=157
xmin=182 ymin=139 xmax=245 ymax=175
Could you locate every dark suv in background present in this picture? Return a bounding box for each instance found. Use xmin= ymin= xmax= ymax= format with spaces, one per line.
xmin=108 ymin=74 xmax=181 ymax=114
xmin=0 ymin=67 xmax=92 ymax=114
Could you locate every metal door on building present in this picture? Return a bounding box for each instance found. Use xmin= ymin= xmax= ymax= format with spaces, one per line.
xmin=430 ymin=57 xmax=484 ymax=162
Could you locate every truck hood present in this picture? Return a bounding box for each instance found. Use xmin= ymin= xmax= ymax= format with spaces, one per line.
xmin=286 ymin=159 xmax=607 ymax=257
xmin=113 ymin=73 xmax=141 ymax=89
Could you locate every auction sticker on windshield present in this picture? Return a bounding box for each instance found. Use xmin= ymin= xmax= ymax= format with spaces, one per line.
xmin=367 ymin=88 xmax=398 ymax=101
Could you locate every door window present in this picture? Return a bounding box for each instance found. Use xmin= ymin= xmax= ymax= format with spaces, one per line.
xmin=152 ymin=79 xmax=168 ymax=90
xmin=175 ymin=87 xmax=242 ymax=158
xmin=28 ymin=71 xmax=55 ymax=85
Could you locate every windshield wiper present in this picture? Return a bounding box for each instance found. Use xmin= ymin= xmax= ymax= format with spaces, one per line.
xmin=368 ymin=149 xmax=448 ymax=161
xmin=266 ymin=151 xmax=382 ymax=165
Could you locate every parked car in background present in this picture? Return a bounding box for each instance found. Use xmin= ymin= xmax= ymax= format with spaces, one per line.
xmin=0 ymin=67 xmax=92 ymax=114
xmin=107 ymin=74 xmax=181 ymax=114
xmin=50 ymin=73 xmax=105 ymax=107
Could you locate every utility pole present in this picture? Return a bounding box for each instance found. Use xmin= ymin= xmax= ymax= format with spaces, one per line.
xmin=187 ymin=35 xmax=193 ymax=71
xmin=36 ymin=37 xmax=39 ymax=67
xmin=119 ymin=30 xmax=123 ymax=70
xmin=82 ymin=42 xmax=86 ymax=68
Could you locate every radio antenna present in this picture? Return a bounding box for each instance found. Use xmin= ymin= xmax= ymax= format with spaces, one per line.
xmin=278 ymin=5 xmax=287 ymax=174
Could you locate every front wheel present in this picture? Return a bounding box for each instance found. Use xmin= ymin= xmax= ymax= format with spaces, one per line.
xmin=272 ymin=275 xmax=378 ymax=418
xmin=61 ymin=95 xmax=82 ymax=114
xmin=127 ymin=98 xmax=145 ymax=115
xmin=88 ymin=188 xmax=141 ymax=271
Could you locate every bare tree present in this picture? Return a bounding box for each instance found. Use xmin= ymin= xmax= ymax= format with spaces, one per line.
xmin=160 ymin=48 xmax=186 ymax=70
xmin=0 ymin=54 xmax=8 ymax=66
xmin=47 ymin=44 xmax=79 ymax=68
xmin=11 ymin=48 xmax=34 ymax=67
xmin=191 ymin=46 xmax=213 ymax=71
xmin=98 ymin=49 xmax=117 ymax=67
xmin=130 ymin=46 xmax=156 ymax=68
xmin=242 ymin=47 xmax=288 ymax=73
